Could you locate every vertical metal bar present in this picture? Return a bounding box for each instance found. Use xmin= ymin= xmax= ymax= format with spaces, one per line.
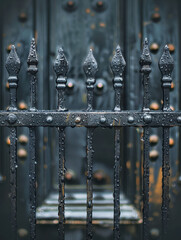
xmin=5 ymin=45 xmax=21 ymax=240
xmin=27 ymin=38 xmax=38 ymax=240
xmin=158 ymin=45 xmax=174 ymax=239
xmin=83 ymin=49 xmax=98 ymax=240
xmin=140 ymin=38 xmax=152 ymax=240
xmin=53 ymin=47 xmax=68 ymax=239
xmin=111 ymin=45 xmax=126 ymax=240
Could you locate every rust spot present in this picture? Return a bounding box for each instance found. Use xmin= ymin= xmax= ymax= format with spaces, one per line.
xmin=18 ymin=135 xmax=28 ymax=144
xmin=155 ymin=7 xmax=159 ymax=11
xmin=18 ymin=12 xmax=27 ymax=22
xmin=90 ymin=24 xmax=95 ymax=29
xmin=86 ymin=8 xmax=91 ymax=13
xmin=126 ymin=161 xmax=131 ymax=169
xmin=127 ymin=143 xmax=133 ymax=148
xmin=168 ymin=44 xmax=175 ymax=53
xmin=151 ymin=12 xmax=161 ymax=22
xmin=150 ymin=102 xmax=159 ymax=110
xmin=44 ymin=164 xmax=47 ymax=169
xmin=6 ymin=136 xmax=10 ymax=145
xmin=18 ymin=148 xmax=27 ymax=158
xmin=153 ymin=167 xmax=162 ymax=204
xmin=149 ymin=135 xmax=159 ymax=145
xmin=138 ymin=32 xmax=142 ymax=39
xmin=149 ymin=150 xmax=159 ymax=160
xmin=18 ymin=101 xmax=28 ymax=110
xmin=6 ymin=44 xmax=12 ymax=53
xmin=99 ymin=22 xmax=106 ymax=27
xmin=169 ymin=137 xmax=174 ymax=147
xmin=171 ymin=82 xmax=175 ymax=90
xmin=17 ymin=43 xmax=21 ymax=47
xmin=150 ymin=43 xmax=159 ymax=53
xmin=6 ymin=82 xmax=9 ymax=89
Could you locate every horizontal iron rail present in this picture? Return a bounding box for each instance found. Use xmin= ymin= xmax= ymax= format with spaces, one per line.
xmin=1 ymin=111 xmax=181 ymax=127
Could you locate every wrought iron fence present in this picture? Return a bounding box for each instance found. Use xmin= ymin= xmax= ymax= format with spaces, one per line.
xmin=2 ymin=37 xmax=175 ymax=240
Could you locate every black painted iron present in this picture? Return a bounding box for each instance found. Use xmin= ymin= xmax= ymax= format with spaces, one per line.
xmin=140 ymin=38 xmax=152 ymax=240
xmin=111 ymin=45 xmax=126 ymax=240
xmin=5 ymin=45 xmax=21 ymax=240
xmin=4 ymin=38 xmax=175 ymax=240
xmin=27 ymin=38 xmax=38 ymax=240
xmin=159 ymin=45 xmax=174 ymax=239
xmin=83 ymin=49 xmax=97 ymax=240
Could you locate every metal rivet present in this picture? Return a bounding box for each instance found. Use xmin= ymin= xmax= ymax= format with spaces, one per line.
xmin=6 ymin=136 xmax=10 ymax=145
xmin=18 ymin=13 xmax=27 ymax=22
xmin=171 ymin=82 xmax=175 ymax=90
xmin=75 ymin=116 xmax=81 ymax=124
xmin=17 ymin=148 xmax=27 ymax=158
xmin=151 ymin=12 xmax=161 ymax=22
xmin=6 ymin=44 xmax=12 ymax=53
xmin=168 ymin=44 xmax=175 ymax=53
xmin=67 ymin=82 xmax=74 ymax=89
xmin=18 ymin=135 xmax=28 ymax=144
xmin=65 ymin=169 xmax=76 ymax=181
xmin=7 ymin=114 xmax=17 ymax=124
xmin=96 ymin=82 xmax=104 ymax=89
xmin=149 ymin=150 xmax=159 ymax=160
xmin=18 ymin=102 xmax=28 ymax=110
xmin=150 ymin=228 xmax=160 ymax=238
xmin=143 ymin=114 xmax=152 ymax=123
xmin=100 ymin=117 xmax=106 ymax=124
xmin=18 ymin=228 xmax=28 ymax=237
xmin=46 ymin=116 xmax=53 ymax=123
xmin=150 ymin=43 xmax=159 ymax=53
xmin=127 ymin=116 xmax=134 ymax=123
xmin=177 ymin=116 xmax=181 ymax=123
xmin=150 ymin=102 xmax=159 ymax=110
xmin=6 ymin=82 xmax=9 ymax=89
xmin=169 ymin=138 xmax=174 ymax=147
xmin=149 ymin=135 xmax=159 ymax=145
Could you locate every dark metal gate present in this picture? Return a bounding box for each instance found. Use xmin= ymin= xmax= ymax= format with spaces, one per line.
xmin=1 ymin=36 xmax=176 ymax=240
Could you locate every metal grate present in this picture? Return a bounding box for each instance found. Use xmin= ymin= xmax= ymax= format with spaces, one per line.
xmin=2 ymin=37 xmax=175 ymax=240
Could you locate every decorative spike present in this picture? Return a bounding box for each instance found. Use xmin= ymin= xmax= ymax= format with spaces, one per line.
xmin=5 ymin=45 xmax=21 ymax=76
xmin=111 ymin=45 xmax=126 ymax=77
xmin=54 ymin=47 xmax=68 ymax=111
xmin=27 ymin=38 xmax=38 ymax=65
xmin=140 ymin=38 xmax=152 ymax=67
xmin=83 ymin=49 xmax=98 ymax=79
xmin=159 ymin=45 xmax=174 ymax=77
xmin=53 ymin=47 xmax=69 ymax=77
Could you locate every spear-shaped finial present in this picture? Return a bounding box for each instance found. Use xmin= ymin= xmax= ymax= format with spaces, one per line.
xmin=111 ymin=45 xmax=126 ymax=111
xmin=140 ymin=38 xmax=152 ymax=68
xmin=111 ymin=45 xmax=126 ymax=78
xmin=53 ymin=47 xmax=69 ymax=111
xmin=159 ymin=45 xmax=174 ymax=77
xmin=5 ymin=45 xmax=21 ymax=111
xmin=27 ymin=38 xmax=38 ymax=66
xmin=83 ymin=49 xmax=98 ymax=111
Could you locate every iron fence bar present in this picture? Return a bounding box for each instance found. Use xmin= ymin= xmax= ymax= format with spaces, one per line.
xmin=159 ymin=45 xmax=174 ymax=239
xmin=53 ymin=47 xmax=69 ymax=240
xmin=140 ymin=38 xmax=152 ymax=240
xmin=83 ymin=49 xmax=98 ymax=240
xmin=111 ymin=45 xmax=126 ymax=240
xmin=1 ymin=111 xmax=181 ymax=127
xmin=5 ymin=45 xmax=21 ymax=240
xmin=27 ymin=38 xmax=38 ymax=240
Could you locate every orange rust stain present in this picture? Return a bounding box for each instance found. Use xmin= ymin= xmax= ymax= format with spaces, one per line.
xmin=99 ymin=22 xmax=106 ymax=27
xmin=153 ymin=211 xmax=159 ymax=217
xmin=138 ymin=32 xmax=142 ymax=39
xmin=153 ymin=167 xmax=162 ymax=204
xmin=126 ymin=161 xmax=131 ymax=169
xmin=44 ymin=164 xmax=47 ymax=169
xmin=136 ymin=161 xmax=139 ymax=169
xmin=6 ymin=136 xmax=10 ymax=145
xmin=17 ymin=43 xmax=21 ymax=47
xmin=155 ymin=7 xmax=159 ymax=11
xmin=136 ymin=176 xmax=140 ymax=189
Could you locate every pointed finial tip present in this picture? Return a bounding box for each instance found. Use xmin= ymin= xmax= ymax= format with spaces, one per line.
xmin=164 ymin=45 xmax=169 ymax=51
xmin=144 ymin=38 xmax=148 ymax=44
xmin=83 ymin=49 xmax=98 ymax=78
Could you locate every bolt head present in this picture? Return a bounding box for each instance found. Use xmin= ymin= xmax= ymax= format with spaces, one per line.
xmin=100 ymin=117 xmax=106 ymax=124
xmin=177 ymin=116 xmax=181 ymax=123
xmin=143 ymin=114 xmax=152 ymax=124
xmin=7 ymin=114 xmax=17 ymax=124
xmin=75 ymin=116 xmax=81 ymax=124
xmin=46 ymin=116 xmax=53 ymax=123
xmin=127 ymin=116 xmax=134 ymax=123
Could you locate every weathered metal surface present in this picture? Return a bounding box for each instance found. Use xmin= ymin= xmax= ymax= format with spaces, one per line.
xmin=140 ymin=38 xmax=152 ymax=240
xmin=27 ymin=38 xmax=38 ymax=240
xmin=159 ymin=45 xmax=174 ymax=238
